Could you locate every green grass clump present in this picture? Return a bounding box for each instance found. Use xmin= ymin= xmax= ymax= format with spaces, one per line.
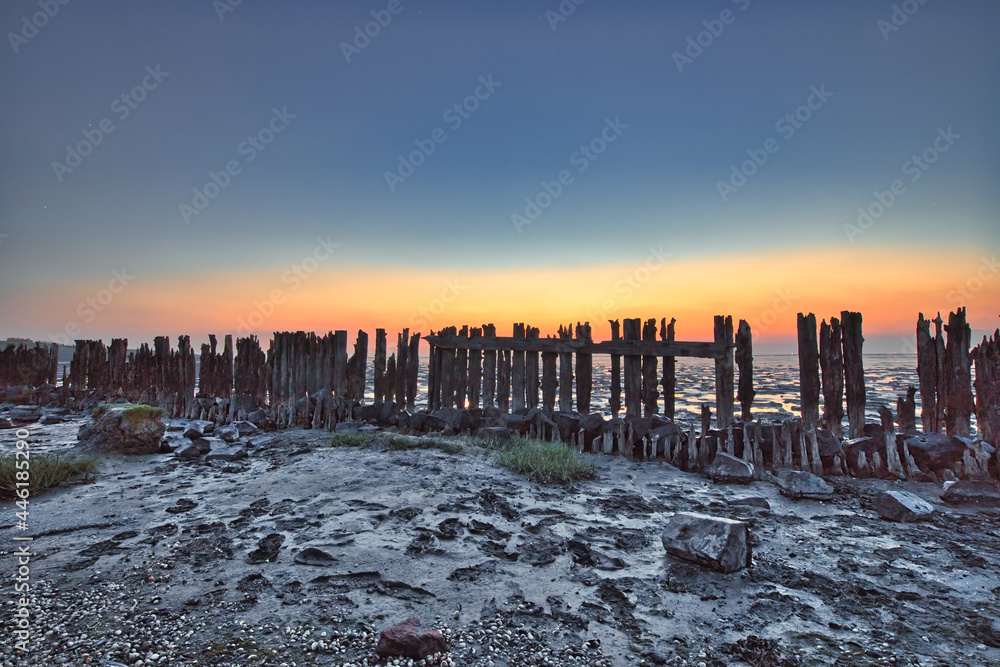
xmin=0 ymin=454 xmax=98 ymax=499
xmin=385 ymin=434 xmax=465 ymax=455
xmin=490 ymin=436 xmax=597 ymax=484
xmin=92 ymin=403 xmax=165 ymax=428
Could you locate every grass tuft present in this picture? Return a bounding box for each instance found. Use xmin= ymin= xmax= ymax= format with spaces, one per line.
xmin=0 ymin=454 xmax=98 ymax=499
xmin=489 ymin=436 xmax=597 ymax=484
xmin=385 ymin=435 xmax=465 ymax=455
xmin=92 ymin=403 xmax=165 ymax=428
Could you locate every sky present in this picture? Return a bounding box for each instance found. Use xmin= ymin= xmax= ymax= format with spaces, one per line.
xmin=1 ymin=0 xmax=998 ymax=354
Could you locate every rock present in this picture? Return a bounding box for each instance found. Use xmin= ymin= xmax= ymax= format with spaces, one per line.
xmin=40 ymin=413 xmax=62 ymax=425
xmin=501 ymin=413 xmax=528 ymax=435
xmin=776 ymin=470 xmax=834 ymax=500
xmin=942 ymin=480 xmax=1000 ymax=507
xmin=376 ymin=617 xmax=447 ymax=659
xmin=183 ymin=420 xmax=214 ymax=439
xmin=246 ymin=533 xmax=284 ymax=563
xmin=216 ymin=426 xmax=239 ymax=443
xmin=165 ymin=420 xmax=185 ymax=432
xmin=727 ymin=494 xmax=770 ymax=510
xmin=247 ymin=409 xmax=270 ymax=428
xmin=193 ymin=437 xmax=223 ymax=453
xmin=875 ymin=490 xmax=935 ymax=522
xmin=231 ymin=420 xmax=260 ymax=437
xmin=78 ymin=405 xmax=166 ymax=455
xmin=661 ymin=512 xmax=751 ymax=573
xmin=9 ymin=405 xmax=41 ymax=422
xmin=904 ymin=433 xmax=964 ymax=474
xmin=175 ymin=443 xmax=203 ymax=459
xmin=0 ymin=416 xmax=14 ymax=429
xmin=816 ymin=429 xmax=845 ymax=458
xmin=204 ymin=445 xmax=247 ymax=462
xmin=159 ymin=436 xmax=186 ymax=454
xmin=706 ymin=452 xmax=755 ymax=484
xmin=294 ymin=547 xmax=337 ymax=566
xmin=478 ymin=426 xmax=513 ymax=445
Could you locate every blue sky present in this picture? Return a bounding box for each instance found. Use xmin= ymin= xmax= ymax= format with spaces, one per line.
xmin=1 ymin=0 xmax=997 ymax=348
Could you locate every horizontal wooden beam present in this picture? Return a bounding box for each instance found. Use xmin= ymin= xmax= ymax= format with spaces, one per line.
xmin=424 ymin=335 xmax=729 ymax=359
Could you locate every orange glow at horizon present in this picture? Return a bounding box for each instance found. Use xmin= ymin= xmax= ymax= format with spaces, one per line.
xmin=9 ymin=245 xmax=999 ymax=346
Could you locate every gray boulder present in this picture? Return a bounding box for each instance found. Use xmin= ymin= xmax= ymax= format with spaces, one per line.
xmin=232 ymin=420 xmax=260 ymax=436
xmin=183 ymin=419 xmax=215 ymax=439
xmin=904 ymin=433 xmax=964 ymax=473
xmin=175 ymin=443 xmax=203 ymax=459
xmin=776 ymin=470 xmax=834 ymax=500
xmin=205 ymin=445 xmax=247 ymax=462
xmin=875 ymin=490 xmax=935 ymax=522
xmin=661 ymin=511 xmax=751 ymax=573
xmin=159 ymin=435 xmax=187 ymax=454
xmin=192 ymin=437 xmax=223 ymax=453
xmin=216 ymin=426 xmax=239 ymax=443
xmin=942 ymin=480 xmax=1000 ymax=507
xmin=78 ymin=405 xmax=166 ymax=455
xmin=727 ymin=494 xmax=770 ymax=510
xmin=9 ymin=405 xmax=41 ymax=422
xmin=706 ymin=452 xmax=755 ymax=484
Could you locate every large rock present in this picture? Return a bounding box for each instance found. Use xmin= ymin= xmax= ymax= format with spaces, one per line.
xmin=216 ymin=426 xmax=239 ymax=443
xmin=376 ymin=617 xmax=446 ymax=659
xmin=776 ymin=470 xmax=834 ymax=500
xmin=205 ymin=445 xmax=247 ymax=462
xmin=192 ymin=437 xmax=224 ymax=453
xmin=78 ymin=405 xmax=166 ymax=455
xmin=942 ymin=480 xmax=1000 ymax=507
xmin=9 ymin=405 xmax=41 ymax=423
xmin=661 ymin=512 xmax=751 ymax=573
xmin=816 ymin=429 xmax=845 ymax=458
xmin=183 ymin=420 xmax=215 ymax=439
xmin=876 ymin=490 xmax=935 ymax=522
xmin=706 ymin=452 xmax=755 ymax=484
xmin=727 ymin=494 xmax=770 ymax=510
xmin=175 ymin=443 xmax=204 ymax=459
xmin=231 ymin=420 xmax=260 ymax=437
xmin=904 ymin=433 xmax=964 ymax=474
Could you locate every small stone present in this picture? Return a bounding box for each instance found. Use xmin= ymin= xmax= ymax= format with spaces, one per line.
xmin=875 ymin=490 xmax=935 ymax=522
xmin=661 ymin=512 xmax=751 ymax=573
xmin=776 ymin=470 xmax=834 ymax=500
xmin=376 ymin=617 xmax=446 ymax=659
xmin=706 ymin=452 xmax=756 ymax=484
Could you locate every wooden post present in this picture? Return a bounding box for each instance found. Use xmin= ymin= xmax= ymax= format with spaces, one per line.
xmin=558 ymin=325 xmax=574 ymax=413
xmin=735 ymin=319 xmax=754 ymax=422
xmin=819 ymin=317 xmax=844 ymax=438
xmin=374 ymin=329 xmax=386 ymax=403
xmin=896 ymin=386 xmax=917 ymax=435
xmin=576 ymin=322 xmax=592 ymax=414
xmin=407 ymin=332 xmax=419 ymax=411
xmin=713 ymin=315 xmax=734 ymax=429
xmin=641 ymin=319 xmax=658 ymax=417
xmin=468 ymin=327 xmax=482 ymax=409
xmin=441 ymin=326 xmax=456 ymax=409
xmin=797 ymin=313 xmax=820 ymax=434
xmin=972 ymin=330 xmax=1000 ymax=445
xmin=841 ymin=311 xmax=866 ymax=439
xmin=497 ymin=348 xmax=511 ymax=413
xmin=482 ymin=324 xmax=497 ymax=409
xmin=878 ymin=405 xmax=905 ymax=478
xmin=427 ymin=336 xmax=438 ymax=410
xmin=541 ymin=344 xmax=557 ymax=415
xmin=512 ymin=323 xmax=526 ymax=412
xmin=395 ymin=328 xmax=409 ymax=405
xmin=623 ymin=318 xmax=641 ymax=418
xmin=334 ymin=331 xmax=348 ymax=398
xmin=526 ymin=326 xmax=540 ymax=410
xmin=660 ymin=318 xmax=676 ymax=420
xmin=456 ymin=326 xmax=469 ymax=409
xmin=610 ymin=320 xmax=622 ymax=418
xmin=933 ymin=314 xmax=947 ymax=431
xmin=916 ymin=313 xmax=938 ymax=433
xmin=945 ymin=307 xmax=974 ymax=437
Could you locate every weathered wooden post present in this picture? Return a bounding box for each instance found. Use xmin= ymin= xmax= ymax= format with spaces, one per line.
xmin=483 ymin=324 xmax=497 ymax=409
xmin=896 ymin=386 xmax=917 ymax=435
xmin=395 ymin=328 xmax=409 ymax=406
xmin=498 ymin=347 xmax=511 ymax=413
xmin=623 ymin=318 xmax=641 ymax=418
xmin=512 ymin=323 xmax=526 ymax=412
xmin=610 ymin=320 xmax=622 ymax=418
xmin=660 ymin=317 xmax=676 ymax=420
xmin=526 ymin=326 xmax=540 ymax=410
xmin=641 ymin=318 xmax=658 ymax=418
xmin=541 ymin=341 xmax=557 ymax=415
xmin=736 ymin=319 xmax=754 ymax=422
xmin=841 ymin=311 xmax=866 ymax=439
xmin=468 ymin=327 xmax=483 ymax=409
xmin=819 ymin=317 xmax=844 ymax=437
xmin=972 ymin=330 xmax=1000 ymax=445
xmin=797 ymin=313 xmax=823 ymax=475
xmin=713 ymin=315 xmax=734 ymax=429
xmin=406 ymin=332 xmax=419 ymax=411
xmin=945 ymin=307 xmax=974 ymax=437
xmin=558 ymin=325 xmax=574 ymax=413
xmin=334 ymin=330 xmax=348 ymax=398
xmin=576 ymin=322 xmax=592 ymax=414
xmin=456 ymin=326 xmax=469 ymax=409
xmin=426 ymin=333 xmax=439 ymax=410
xmin=374 ymin=329 xmax=387 ymax=403
xmin=916 ymin=313 xmax=938 ymax=433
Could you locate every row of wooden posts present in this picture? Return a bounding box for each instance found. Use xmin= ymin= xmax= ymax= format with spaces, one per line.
xmin=3 ymin=310 xmax=997 ymax=449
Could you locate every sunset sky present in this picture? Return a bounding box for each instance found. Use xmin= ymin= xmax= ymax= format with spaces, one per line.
xmin=1 ymin=0 xmax=997 ymax=354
